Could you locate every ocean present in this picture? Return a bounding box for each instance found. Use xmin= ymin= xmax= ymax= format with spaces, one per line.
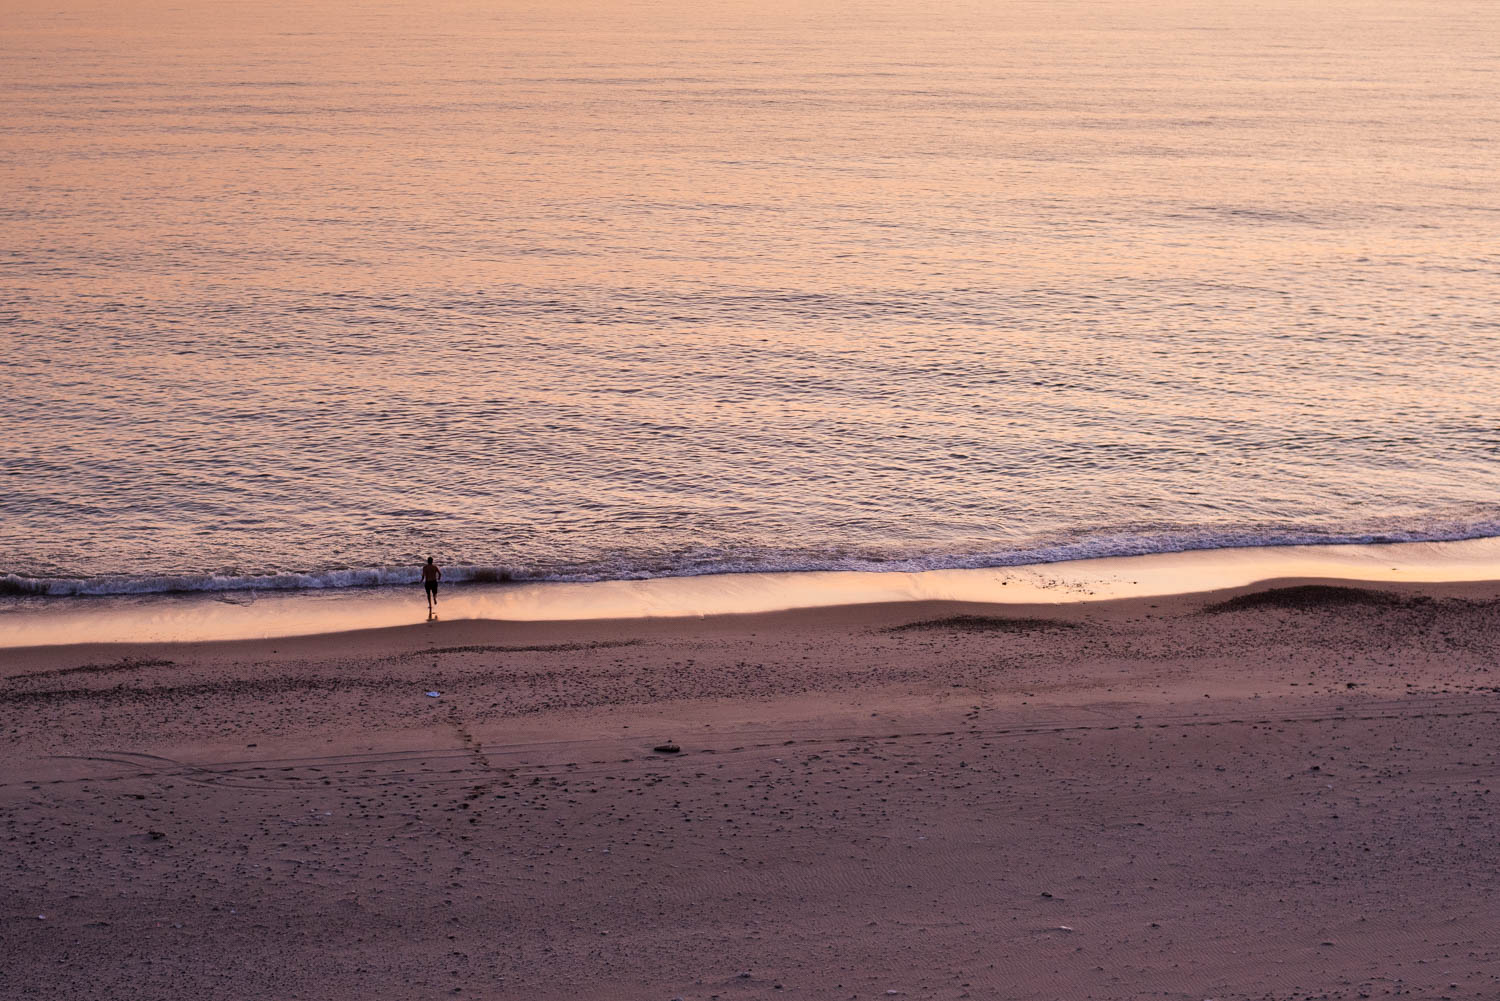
xmin=3 ymin=0 xmax=1498 ymax=598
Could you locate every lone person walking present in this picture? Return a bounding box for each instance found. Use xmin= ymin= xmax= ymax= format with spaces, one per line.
xmin=421 ymin=557 xmax=442 ymax=612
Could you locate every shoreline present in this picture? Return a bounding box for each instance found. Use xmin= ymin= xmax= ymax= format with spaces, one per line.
xmin=4 ymin=535 xmax=1500 ymax=649
xmin=8 ymin=574 xmax=1500 ymax=668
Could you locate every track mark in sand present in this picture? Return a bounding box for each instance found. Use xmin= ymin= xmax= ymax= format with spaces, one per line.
xmin=395 ymin=639 xmax=642 ymax=659
xmin=881 ymin=615 xmax=1079 ymax=634
xmin=444 ymin=702 xmax=497 ymax=801
xmin=21 ymin=692 xmax=1499 ymax=792
xmin=5 ymin=657 xmax=175 ymax=682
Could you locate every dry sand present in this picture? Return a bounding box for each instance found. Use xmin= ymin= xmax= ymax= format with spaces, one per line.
xmin=3 ymin=579 xmax=1499 ymax=1000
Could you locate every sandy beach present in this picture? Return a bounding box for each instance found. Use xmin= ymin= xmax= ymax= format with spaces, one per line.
xmin=3 ymin=578 xmax=1498 ymax=1000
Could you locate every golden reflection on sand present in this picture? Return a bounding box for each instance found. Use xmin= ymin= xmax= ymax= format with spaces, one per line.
xmin=3 ymin=537 xmax=1498 ymax=648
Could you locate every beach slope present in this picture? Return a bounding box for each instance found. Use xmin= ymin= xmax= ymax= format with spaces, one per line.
xmin=3 ymin=580 xmax=1499 ymax=1000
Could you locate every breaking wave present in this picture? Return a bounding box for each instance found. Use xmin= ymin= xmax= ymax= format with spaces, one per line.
xmin=6 ymin=521 xmax=1499 ymax=598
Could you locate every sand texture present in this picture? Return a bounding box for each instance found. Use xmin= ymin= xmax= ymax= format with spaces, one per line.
xmin=3 ymin=581 xmax=1499 ymax=1000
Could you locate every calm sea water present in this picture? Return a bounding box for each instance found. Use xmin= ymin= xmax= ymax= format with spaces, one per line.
xmin=3 ymin=0 xmax=1498 ymax=596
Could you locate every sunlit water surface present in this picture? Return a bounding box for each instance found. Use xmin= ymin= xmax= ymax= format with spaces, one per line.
xmin=3 ymin=0 xmax=1498 ymax=596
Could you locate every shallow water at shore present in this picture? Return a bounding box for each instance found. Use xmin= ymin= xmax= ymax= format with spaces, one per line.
xmin=4 ymin=536 xmax=1497 ymax=647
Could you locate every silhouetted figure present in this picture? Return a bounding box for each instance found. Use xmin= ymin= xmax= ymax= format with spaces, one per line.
xmin=421 ymin=557 xmax=441 ymax=612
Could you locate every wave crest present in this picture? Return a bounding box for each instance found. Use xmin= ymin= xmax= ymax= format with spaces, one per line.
xmin=5 ymin=520 xmax=1500 ymax=598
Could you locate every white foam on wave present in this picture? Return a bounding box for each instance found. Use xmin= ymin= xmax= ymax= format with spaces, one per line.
xmin=7 ymin=520 xmax=1500 ymax=599
xmin=0 ymin=566 xmax=423 ymax=597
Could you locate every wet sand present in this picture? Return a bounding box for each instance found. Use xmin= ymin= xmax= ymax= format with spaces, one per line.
xmin=8 ymin=536 xmax=1500 ymax=647
xmin=3 ymin=579 xmax=1499 ymax=1000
